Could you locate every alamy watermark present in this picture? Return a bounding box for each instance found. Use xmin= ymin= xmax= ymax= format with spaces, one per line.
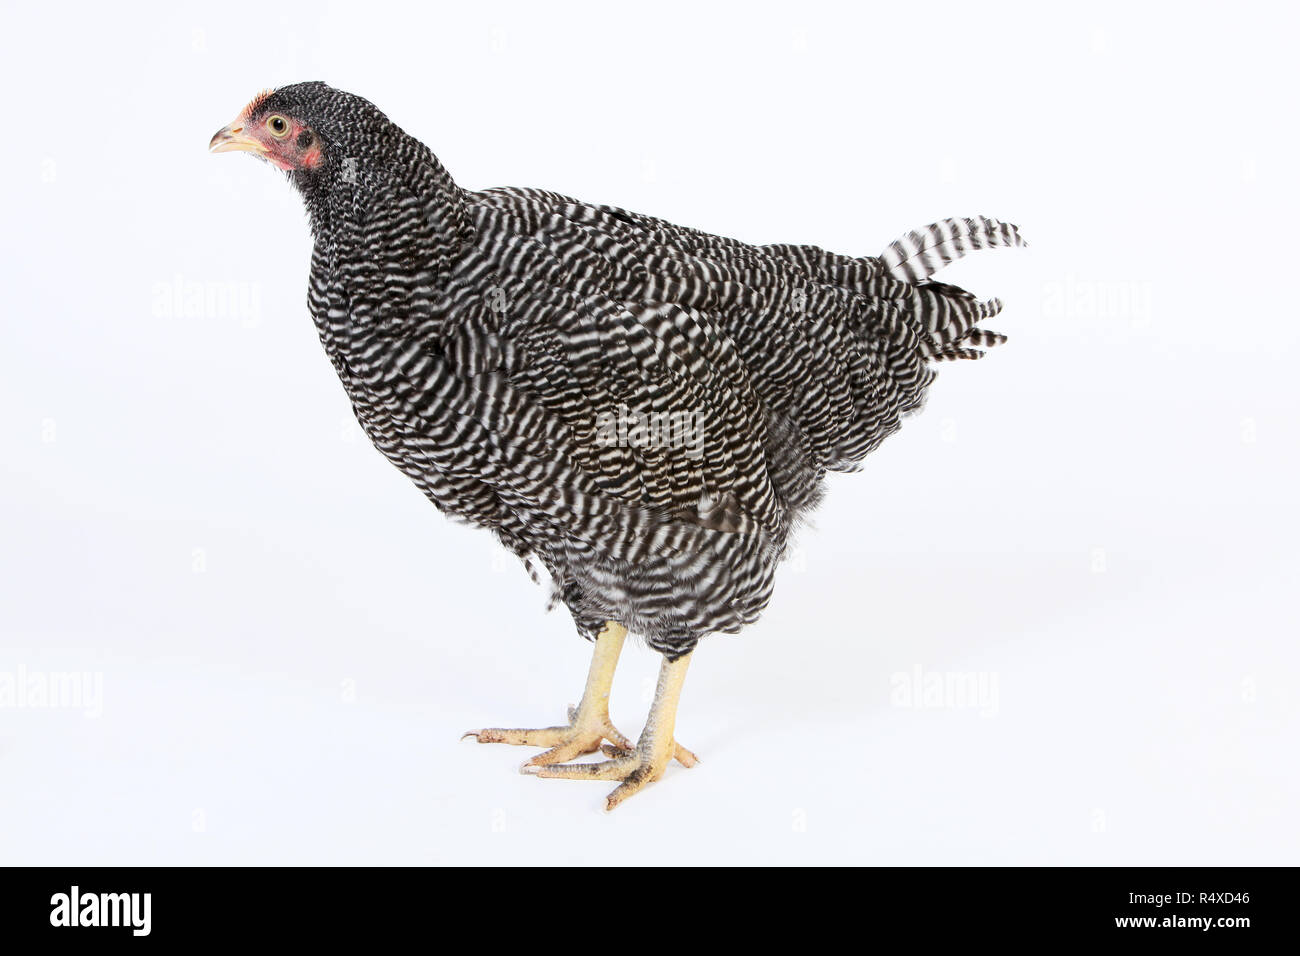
xmin=0 ymin=666 xmax=103 ymax=718
xmin=890 ymin=665 xmax=999 ymax=716
xmin=151 ymin=274 xmax=261 ymax=327
xmin=594 ymin=404 xmax=705 ymax=458
xmin=50 ymin=886 xmax=150 ymax=936
xmin=1042 ymin=274 xmax=1152 ymax=325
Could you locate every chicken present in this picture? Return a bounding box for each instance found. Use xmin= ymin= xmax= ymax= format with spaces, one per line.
xmin=210 ymin=82 xmax=1025 ymax=809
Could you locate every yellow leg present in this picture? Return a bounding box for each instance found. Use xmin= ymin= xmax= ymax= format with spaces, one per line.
xmin=523 ymin=649 xmax=696 ymax=811
xmin=464 ymin=622 xmax=634 ymax=764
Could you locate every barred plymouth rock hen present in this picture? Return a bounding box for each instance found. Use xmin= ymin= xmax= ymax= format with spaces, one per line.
xmin=211 ymin=82 xmax=1025 ymax=810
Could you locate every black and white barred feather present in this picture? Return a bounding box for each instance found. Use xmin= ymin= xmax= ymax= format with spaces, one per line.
xmin=258 ymin=83 xmax=1025 ymax=658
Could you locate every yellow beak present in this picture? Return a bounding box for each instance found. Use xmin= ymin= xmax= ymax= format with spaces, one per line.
xmin=209 ymin=121 xmax=267 ymax=155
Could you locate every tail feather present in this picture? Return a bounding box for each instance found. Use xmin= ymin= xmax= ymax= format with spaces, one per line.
xmin=875 ymin=218 xmax=1025 ymax=362
xmin=965 ymin=328 xmax=1009 ymax=348
xmin=881 ymin=216 xmax=1027 ymax=284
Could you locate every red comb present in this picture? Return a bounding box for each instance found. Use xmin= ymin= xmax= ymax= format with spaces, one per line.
xmin=240 ymin=87 xmax=276 ymax=119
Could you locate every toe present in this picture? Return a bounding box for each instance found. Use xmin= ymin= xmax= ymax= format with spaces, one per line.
xmin=601 ymin=724 xmax=635 ymax=751
xmin=465 ymin=726 xmax=568 ymax=747
xmin=524 ymin=757 xmax=634 ymax=781
xmin=673 ymin=742 xmax=700 ymax=767
xmin=604 ymin=766 xmax=656 ymax=811
xmin=526 ymin=738 xmax=601 ymax=767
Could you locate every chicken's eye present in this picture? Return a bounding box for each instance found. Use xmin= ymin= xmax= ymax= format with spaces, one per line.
xmin=266 ymin=115 xmax=290 ymax=138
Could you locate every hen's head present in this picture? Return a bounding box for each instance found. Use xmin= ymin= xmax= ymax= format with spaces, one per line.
xmin=209 ymin=82 xmax=399 ymax=185
xmin=211 ymin=83 xmax=463 ymax=242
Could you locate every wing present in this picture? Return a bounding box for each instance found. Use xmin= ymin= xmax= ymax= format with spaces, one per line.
xmin=429 ymin=189 xmax=789 ymax=555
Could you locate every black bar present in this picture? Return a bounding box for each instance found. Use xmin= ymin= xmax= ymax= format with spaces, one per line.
xmin=0 ymin=866 xmax=1287 ymax=943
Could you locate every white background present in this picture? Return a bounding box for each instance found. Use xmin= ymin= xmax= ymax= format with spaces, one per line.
xmin=2 ymin=1 xmax=1296 ymax=865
